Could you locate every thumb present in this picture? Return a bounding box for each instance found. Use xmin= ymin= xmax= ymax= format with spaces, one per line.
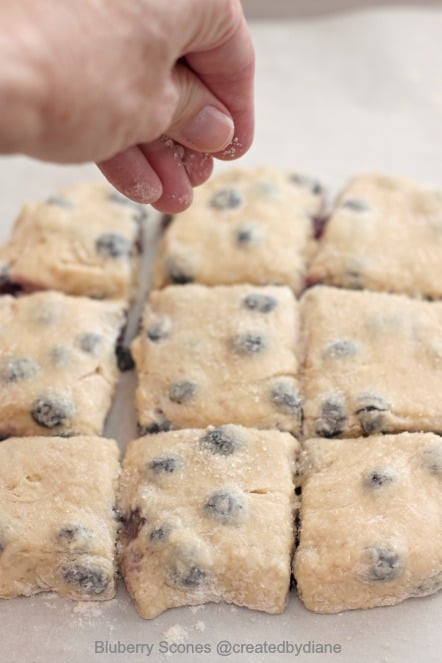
xmin=165 ymin=61 xmax=235 ymax=153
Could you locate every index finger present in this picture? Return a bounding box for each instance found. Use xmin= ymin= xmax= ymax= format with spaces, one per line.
xmin=184 ymin=3 xmax=255 ymax=160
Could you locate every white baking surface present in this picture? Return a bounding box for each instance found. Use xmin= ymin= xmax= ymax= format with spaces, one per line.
xmin=0 ymin=6 xmax=441 ymax=663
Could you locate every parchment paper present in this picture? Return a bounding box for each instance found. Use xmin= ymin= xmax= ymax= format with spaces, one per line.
xmin=0 ymin=5 xmax=441 ymax=662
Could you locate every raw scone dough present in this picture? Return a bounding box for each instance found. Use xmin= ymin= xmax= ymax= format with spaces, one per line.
xmin=0 ymin=291 xmax=126 ymax=437
xmin=295 ymin=433 xmax=442 ymax=612
xmin=301 ymin=286 xmax=442 ymax=438
xmin=152 ymin=167 xmax=325 ymax=294
xmin=131 ymin=284 xmax=302 ymax=434
xmin=308 ymin=173 xmax=442 ymax=298
xmin=0 ymin=182 xmax=146 ymax=300
xmin=118 ymin=425 xmax=298 ymax=618
xmin=0 ymin=436 xmax=120 ymax=600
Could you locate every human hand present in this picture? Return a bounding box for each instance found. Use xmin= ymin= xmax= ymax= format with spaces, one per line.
xmin=0 ymin=0 xmax=254 ymax=212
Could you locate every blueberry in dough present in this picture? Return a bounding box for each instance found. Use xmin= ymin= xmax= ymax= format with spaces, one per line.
xmin=289 ymin=173 xmax=323 ymax=196
xmin=315 ymin=397 xmax=346 ymax=437
xmin=363 ymin=545 xmax=403 ymax=582
xmin=235 ymin=222 xmax=263 ymax=247
xmin=95 ymin=233 xmax=131 ymax=258
xmin=200 ymin=427 xmax=242 ymax=456
xmin=146 ymin=319 xmax=171 ymax=342
xmin=169 ymin=564 xmax=206 ymax=589
xmin=341 ymin=198 xmax=370 ymax=212
xmin=149 ymin=526 xmax=170 ymax=543
xmin=62 ymin=564 xmax=111 ymax=595
xmin=138 ymin=414 xmax=172 ymax=435
xmin=57 ymin=525 xmax=93 ymax=546
xmin=422 ymin=443 xmax=442 ymax=475
xmin=0 ymin=357 xmax=39 ymax=382
xmin=149 ymin=456 xmax=183 ymax=475
xmin=204 ymin=489 xmax=245 ymax=524
xmin=270 ymin=381 xmax=302 ymax=416
xmin=167 ymin=546 xmax=208 ymax=589
xmin=31 ymin=394 xmax=74 ymax=429
xmin=46 ymin=195 xmax=74 ymax=209
xmin=364 ymin=466 xmax=396 ymax=489
xmin=356 ymin=394 xmax=389 ymax=436
xmin=230 ymin=332 xmax=268 ymax=356
xmin=77 ymin=333 xmax=103 ymax=354
xmin=209 ymin=188 xmax=244 ymax=210
xmin=242 ymin=293 xmax=277 ymax=313
xmin=166 ymin=259 xmax=194 ymax=285
xmin=323 ymin=339 xmax=359 ymax=359
xmin=168 ymin=380 xmax=197 ymax=404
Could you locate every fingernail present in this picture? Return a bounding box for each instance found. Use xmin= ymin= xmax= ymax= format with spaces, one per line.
xmin=180 ymin=106 xmax=234 ymax=152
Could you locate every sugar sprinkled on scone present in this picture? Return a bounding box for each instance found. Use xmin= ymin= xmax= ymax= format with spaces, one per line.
xmin=153 ymin=167 xmax=325 ymax=294
xmin=0 ymin=182 xmax=146 ymax=300
xmin=118 ymin=426 xmax=299 ymax=619
xmin=295 ymin=433 xmax=442 ymax=612
xmin=308 ymin=173 xmax=442 ymax=298
xmin=0 ymin=436 xmax=120 ymax=601
xmin=0 ymin=291 xmax=127 ymax=437
xmin=301 ymin=285 xmax=442 ymax=438
xmin=131 ymin=284 xmax=302 ymax=435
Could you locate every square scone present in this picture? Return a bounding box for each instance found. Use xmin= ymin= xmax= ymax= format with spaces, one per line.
xmin=308 ymin=173 xmax=442 ymax=298
xmin=0 ymin=182 xmax=146 ymax=300
xmin=131 ymin=284 xmax=302 ymax=435
xmin=152 ymin=167 xmax=325 ymax=294
xmin=0 ymin=291 xmax=126 ymax=438
xmin=118 ymin=426 xmax=298 ymax=618
xmin=294 ymin=433 xmax=442 ymax=612
xmin=0 ymin=436 xmax=120 ymax=600
xmin=301 ymin=286 xmax=442 ymax=438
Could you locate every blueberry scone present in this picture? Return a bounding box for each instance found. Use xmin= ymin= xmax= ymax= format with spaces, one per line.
xmin=308 ymin=173 xmax=442 ymax=298
xmin=295 ymin=433 xmax=442 ymax=612
xmin=0 ymin=183 xmax=146 ymax=300
xmin=131 ymin=284 xmax=302 ymax=435
xmin=301 ymin=286 xmax=442 ymax=438
xmin=118 ymin=426 xmax=298 ymax=618
xmin=0 ymin=436 xmax=120 ymax=600
xmin=0 ymin=291 xmax=126 ymax=438
xmin=152 ymin=167 xmax=325 ymax=294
